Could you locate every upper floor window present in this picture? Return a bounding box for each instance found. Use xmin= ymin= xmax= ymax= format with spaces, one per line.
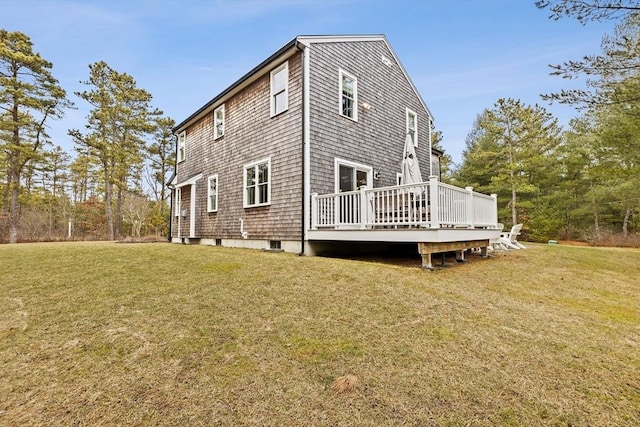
xmin=406 ymin=108 xmax=417 ymax=147
xmin=207 ymin=174 xmax=218 ymax=212
xmin=339 ymin=69 xmax=357 ymax=121
xmin=214 ymin=105 xmax=225 ymax=139
xmin=177 ymin=131 xmax=186 ymax=163
xmin=244 ymin=158 xmax=271 ymax=208
xmin=270 ymin=62 xmax=288 ymax=116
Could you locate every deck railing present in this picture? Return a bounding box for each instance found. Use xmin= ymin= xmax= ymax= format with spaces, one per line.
xmin=311 ymin=176 xmax=498 ymax=230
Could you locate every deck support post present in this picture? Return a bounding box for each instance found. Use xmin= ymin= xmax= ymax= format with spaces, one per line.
xmin=418 ymin=239 xmax=489 ymax=270
xmin=420 ymin=252 xmax=434 ymax=270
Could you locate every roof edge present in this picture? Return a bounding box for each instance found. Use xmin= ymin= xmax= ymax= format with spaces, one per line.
xmin=173 ymin=37 xmax=301 ymax=133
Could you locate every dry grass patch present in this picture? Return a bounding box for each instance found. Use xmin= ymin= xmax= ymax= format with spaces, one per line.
xmin=0 ymin=241 xmax=638 ymax=426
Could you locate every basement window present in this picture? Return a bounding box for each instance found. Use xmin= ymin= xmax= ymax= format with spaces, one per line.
xmin=269 ymin=240 xmax=282 ymax=250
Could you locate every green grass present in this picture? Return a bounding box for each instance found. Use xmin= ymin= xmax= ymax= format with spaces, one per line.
xmin=1 ymin=242 xmax=639 ymax=426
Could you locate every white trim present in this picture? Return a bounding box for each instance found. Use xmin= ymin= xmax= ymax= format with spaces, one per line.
xmin=270 ymin=62 xmax=289 ymax=117
xmin=174 ymin=187 xmax=181 ymax=217
xmin=243 ymin=157 xmax=272 ymax=208
xmin=334 ymin=158 xmax=373 ymax=192
xmin=307 ymin=228 xmax=500 ymax=243
xmin=303 ymin=46 xmax=311 ymax=239
xmin=213 ymin=104 xmax=225 ymax=140
xmin=174 ymin=45 xmax=299 ymax=134
xmin=297 ymin=35 xmax=386 ymax=45
xmin=174 ymin=172 xmax=203 ymax=188
xmin=189 ymin=184 xmax=197 ymax=237
xmin=406 ymin=108 xmax=418 ymax=147
xmin=207 ymin=174 xmax=218 ymax=213
xmin=177 ymin=131 xmax=186 ymax=163
xmin=338 ymin=68 xmax=358 ymax=121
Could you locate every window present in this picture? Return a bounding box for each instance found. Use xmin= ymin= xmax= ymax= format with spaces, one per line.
xmin=339 ymin=69 xmax=357 ymax=121
xmin=207 ymin=174 xmax=218 ymax=212
xmin=213 ymin=105 xmax=224 ymax=139
xmin=407 ymin=108 xmax=417 ymax=147
xmin=177 ymin=131 xmax=186 ymax=162
xmin=174 ymin=187 xmax=181 ymax=216
xmin=270 ymin=62 xmax=288 ymax=116
xmin=244 ymin=158 xmax=271 ymax=208
xmin=396 ymin=172 xmax=403 ymax=186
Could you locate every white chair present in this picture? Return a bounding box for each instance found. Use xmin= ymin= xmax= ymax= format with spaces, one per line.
xmin=488 ymin=223 xmax=507 ymax=251
xmin=499 ymin=223 xmax=526 ymax=249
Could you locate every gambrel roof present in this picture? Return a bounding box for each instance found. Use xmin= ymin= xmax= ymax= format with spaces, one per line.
xmin=173 ymin=34 xmax=433 ymax=134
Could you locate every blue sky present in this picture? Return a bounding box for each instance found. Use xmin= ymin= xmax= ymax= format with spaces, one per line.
xmin=1 ymin=0 xmax=615 ymax=164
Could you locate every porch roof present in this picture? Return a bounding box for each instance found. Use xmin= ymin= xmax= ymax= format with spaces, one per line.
xmin=173 ymin=172 xmax=203 ymax=188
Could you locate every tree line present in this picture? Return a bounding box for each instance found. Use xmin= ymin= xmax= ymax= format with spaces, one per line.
xmin=452 ymin=1 xmax=640 ymax=245
xmin=1 ymin=30 xmax=175 ymax=243
xmin=2 ymin=1 xmax=638 ymax=245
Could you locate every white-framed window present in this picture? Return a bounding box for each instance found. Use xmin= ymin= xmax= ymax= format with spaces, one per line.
xmin=174 ymin=187 xmax=181 ymax=216
xmin=213 ymin=105 xmax=225 ymax=139
xmin=339 ymin=69 xmax=357 ymax=121
xmin=207 ymin=174 xmax=218 ymax=212
xmin=334 ymin=158 xmax=372 ymax=192
xmin=270 ymin=62 xmax=288 ymax=116
xmin=396 ymin=172 xmax=403 ymax=186
xmin=406 ymin=108 xmax=417 ymax=147
xmin=177 ymin=131 xmax=186 ymax=162
xmin=244 ymin=158 xmax=271 ymax=208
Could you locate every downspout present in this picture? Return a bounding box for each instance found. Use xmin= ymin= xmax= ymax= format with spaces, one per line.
xmin=168 ymin=186 xmax=173 ymax=242
xmin=167 ymin=134 xmax=179 ymax=242
xmin=298 ymin=41 xmax=308 ymax=255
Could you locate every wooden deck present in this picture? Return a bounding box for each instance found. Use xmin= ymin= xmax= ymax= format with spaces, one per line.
xmin=309 ymin=177 xmax=501 ymax=268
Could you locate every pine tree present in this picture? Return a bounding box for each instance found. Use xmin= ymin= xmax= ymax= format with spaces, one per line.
xmin=0 ymin=30 xmax=71 ymax=243
xmin=69 ymin=61 xmax=160 ymax=240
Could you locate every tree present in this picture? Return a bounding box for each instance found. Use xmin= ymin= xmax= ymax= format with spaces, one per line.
xmin=537 ymin=1 xmax=640 ymax=106
xmin=146 ymin=116 xmax=174 ymax=205
xmin=121 ymin=191 xmax=150 ymax=238
xmin=69 ymin=61 xmax=160 ymax=240
xmin=536 ymin=0 xmax=640 ymax=24
xmin=0 ymin=30 xmax=71 ymax=243
xmin=146 ymin=116 xmax=175 ymax=236
xmin=454 ymin=99 xmax=562 ymax=230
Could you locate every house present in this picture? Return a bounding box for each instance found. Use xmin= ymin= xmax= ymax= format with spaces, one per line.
xmin=169 ymin=35 xmax=500 ymax=268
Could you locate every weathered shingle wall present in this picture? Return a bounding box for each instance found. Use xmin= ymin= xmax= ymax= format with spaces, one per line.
xmin=308 ymin=40 xmax=432 ymax=194
xmin=172 ymin=52 xmax=303 ymax=240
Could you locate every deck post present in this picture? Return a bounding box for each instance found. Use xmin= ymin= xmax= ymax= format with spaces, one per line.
xmin=311 ymin=193 xmax=318 ymax=230
xmin=465 ymin=186 xmax=474 ymax=228
xmin=359 ymin=187 xmax=368 ymax=229
xmin=491 ymin=193 xmax=498 ymax=225
xmin=421 ymin=252 xmax=434 ymax=270
xmin=429 ymin=176 xmax=439 ymax=228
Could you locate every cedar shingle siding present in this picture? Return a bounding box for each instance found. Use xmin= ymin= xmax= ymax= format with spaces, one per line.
xmin=172 ymin=36 xmax=434 ymax=250
xmin=308 ymin=40 xmax=431 ymax=194
xmin=172 ymin=53 xmax=303 ymax=241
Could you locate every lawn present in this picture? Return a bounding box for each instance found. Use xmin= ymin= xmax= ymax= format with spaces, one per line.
xmin=1 ymin=242 xmax=638 ymax=426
